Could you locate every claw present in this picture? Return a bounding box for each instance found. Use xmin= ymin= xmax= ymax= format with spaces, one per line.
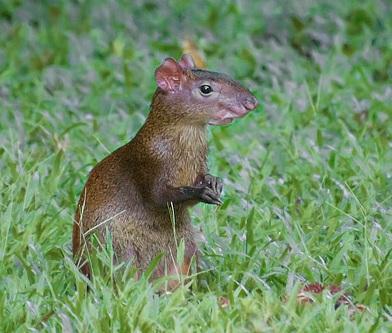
xmin=214 ymin=198 xmax=223 ymax=205
xmin=195 ymin=174 xmax=224 ymax=205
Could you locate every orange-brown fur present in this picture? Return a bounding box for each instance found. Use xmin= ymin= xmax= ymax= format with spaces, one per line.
xmin=72 ymin=55 xmax=257 ymax=287
xmin=72 ymin=106 xmax=206 ymax=281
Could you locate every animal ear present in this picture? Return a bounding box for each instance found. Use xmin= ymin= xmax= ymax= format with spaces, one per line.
xmin=155 ymin=57 xmax=184 ymax=92
xmin=178 ymin=54 xmax=196 ymax=69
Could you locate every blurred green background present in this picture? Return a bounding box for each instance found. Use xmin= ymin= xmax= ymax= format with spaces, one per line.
xmin=0 ymin=0 xmax=391 ymax=331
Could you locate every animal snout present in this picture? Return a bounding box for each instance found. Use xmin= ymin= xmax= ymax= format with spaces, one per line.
xmin=241 ymin=95 xmax=258 ymax=111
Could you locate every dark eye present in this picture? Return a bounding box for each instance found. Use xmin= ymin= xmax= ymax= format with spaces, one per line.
xmin=199 ymin=85 xmax=213 ymax=95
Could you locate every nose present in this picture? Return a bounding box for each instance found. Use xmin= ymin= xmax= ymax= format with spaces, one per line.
xmin=241 ymin=95 xmax=258 ymax=110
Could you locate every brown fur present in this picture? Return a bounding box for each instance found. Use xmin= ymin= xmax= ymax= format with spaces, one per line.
xmin=73 ymin=90 xmax=207 ymax=283
xmin=72 ymin=56 xmax=257 ymax=287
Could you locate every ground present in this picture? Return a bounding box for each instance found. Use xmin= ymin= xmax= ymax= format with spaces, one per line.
xmin=0 ymin=1 xmax=391 ymax=332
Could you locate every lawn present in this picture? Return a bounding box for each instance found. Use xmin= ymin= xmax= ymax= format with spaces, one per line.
xmin=0 ymin=0 xmax=391 ymax=332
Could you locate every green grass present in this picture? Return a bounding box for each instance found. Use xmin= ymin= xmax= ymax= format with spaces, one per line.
xmin=1 ymin=0 xmax=391 ymax=331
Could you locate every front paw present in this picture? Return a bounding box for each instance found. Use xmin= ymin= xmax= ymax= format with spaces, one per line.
xmin=197 ymin=186 xmax=223 ymax=205
xmin=196 ymin=174 xmax=223 ymax=205
xmin=205 ymin=174 xmax=223 ymax=194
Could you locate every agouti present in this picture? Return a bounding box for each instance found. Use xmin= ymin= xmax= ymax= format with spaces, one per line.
xmin=72 ymin=54 xmax=258 ymax=288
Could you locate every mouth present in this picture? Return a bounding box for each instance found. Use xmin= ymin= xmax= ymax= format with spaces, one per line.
xmin=208 ymin=117 xmax=234 ymax=125
xmin=208 ymin=106 xmax=250 ymax=126
xmin=208 ymin=95 xmax=258 ymax=126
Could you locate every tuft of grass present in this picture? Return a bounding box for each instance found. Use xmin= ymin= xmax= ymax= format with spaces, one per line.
xmin=0 ymin=0 xmax=391 ymax=331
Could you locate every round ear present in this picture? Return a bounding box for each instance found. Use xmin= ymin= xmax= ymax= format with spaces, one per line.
xmin=179 ymin=54 xmax=196 ymax=69
xmin=155 ymin=58 xmax=184 ymax=92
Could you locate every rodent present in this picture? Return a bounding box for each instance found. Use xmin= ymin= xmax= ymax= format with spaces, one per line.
xmin=72 ymin=54 xmax=258 ymax=288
